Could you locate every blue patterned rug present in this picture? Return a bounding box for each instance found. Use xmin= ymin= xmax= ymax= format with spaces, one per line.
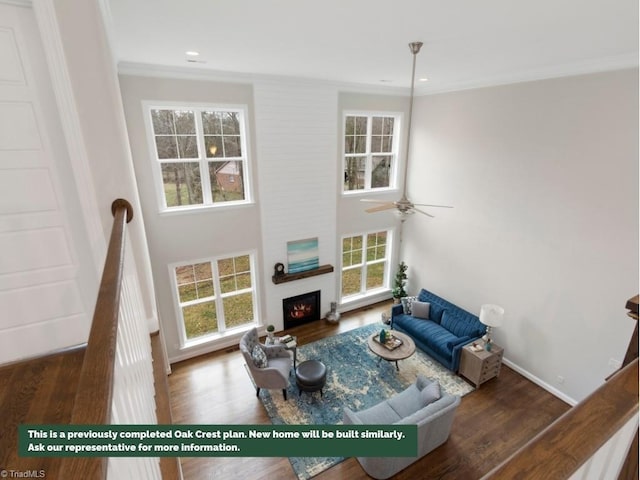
xmin=257 ymin=323 xmax=474 ymax=479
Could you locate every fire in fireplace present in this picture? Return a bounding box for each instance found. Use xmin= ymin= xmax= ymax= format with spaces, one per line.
xmin=283 ymin=290 xmax=320 ymax=329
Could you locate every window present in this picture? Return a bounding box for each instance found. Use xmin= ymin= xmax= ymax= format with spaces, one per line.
xmin=343 ymin=113 xmax=400 ymax=192
xmin=146 ymin=105 xmax=251 ymax=211
xmin=172 ymin=253 xmax=257 ymax=345
xmin=341 ymin=231 xmax=391 ymax=300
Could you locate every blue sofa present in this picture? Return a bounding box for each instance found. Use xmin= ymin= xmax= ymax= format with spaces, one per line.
xmin=391 ymin=288 xmax=486 ymax=372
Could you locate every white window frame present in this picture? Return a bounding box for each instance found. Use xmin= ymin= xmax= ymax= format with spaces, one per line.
xmin=339 ymin=229 xmax=393 ymax=303
xmin=142 ymin=101 xmax=253 ymax=213
xmin=342 ymin=111 xmax=402 ymax=194
xmin=169 ymin=250 xmax=259 ymax=349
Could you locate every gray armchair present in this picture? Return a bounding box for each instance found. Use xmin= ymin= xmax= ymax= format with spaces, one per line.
xmin=239 ymin=327 xmax=293 ymax=400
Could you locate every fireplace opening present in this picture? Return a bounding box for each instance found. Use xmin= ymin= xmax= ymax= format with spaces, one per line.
xmin=283 ymin=290 xmax=320 ymax=329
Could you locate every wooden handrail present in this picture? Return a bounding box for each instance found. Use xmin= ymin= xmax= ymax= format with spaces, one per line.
xmin=482 ymin=358 xmax=639 ymax=479
xmin=59 ymin=199 xmax=133 ymax=480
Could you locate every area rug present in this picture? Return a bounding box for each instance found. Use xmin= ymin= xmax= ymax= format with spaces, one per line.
xmin=257 ymin=323 xmax=474 ymax=479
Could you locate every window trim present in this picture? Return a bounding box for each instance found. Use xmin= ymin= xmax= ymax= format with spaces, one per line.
xmin=342 ymin=110 xmax=402 ymax=195
xmin=169 ymin=250 xmax=260 ymax=349
xmin=339 ymin=229 xmax=394 ymax=303
xmin=142 ymin=101 xmax=254 ymax=213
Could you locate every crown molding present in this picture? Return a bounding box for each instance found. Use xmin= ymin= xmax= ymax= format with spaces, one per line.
xmin=117 ymin=61 xmax=410 ymax=96
xmin=415 ymin=53 xmax=639 ymax=96
xmin=118 ymin=51 xmax=637 ymax=98
xmin=0 ymin=0 xmax=32 ymax=7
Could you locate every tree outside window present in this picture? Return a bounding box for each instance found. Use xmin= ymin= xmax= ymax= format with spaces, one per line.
xmin=148 ymin=106 xmax=250 ymax=210
xmin=341 ymin=231 xmax=390 ymax=300
xmin=344 ymin=113 xmax=399 ymax=192
xmin=173 ymin=253 xmax=257 ymax=344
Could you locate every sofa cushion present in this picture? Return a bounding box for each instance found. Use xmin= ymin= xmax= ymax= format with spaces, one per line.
xmin=420 ymin=381 xmax=441 ymax=405
xmin=395 ymin=315 xmax=459 ymax=358
xmin=401 ymin=296 xmax=418 ymax=314
xmin=251 ymin=345 xmax=267 ymax=368
xmin=388 ymin=384 xmax=424 ymax=418
xmin=418 ymin=289 xmax=445 ymax=323
xmin=447 ymin=336 xmax=471 ymax=350
xmin=411 ymin=301 xmax=430 ymax=319
xmin=396 ymin=394 xmax=458 ymax=426
xmin=441 ymin=309 xmax=485 ymax=338
xmin=353 ymin=400 xmax=402 ymax=424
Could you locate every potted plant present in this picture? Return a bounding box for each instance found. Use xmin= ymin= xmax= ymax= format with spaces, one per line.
xmin=391 ymin=261 xmax=408 ymax=303
xmin=266 ymin=324 xmax=275 ymax=342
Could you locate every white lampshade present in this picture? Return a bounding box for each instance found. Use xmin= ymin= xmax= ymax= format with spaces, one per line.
xmin=479 ymin=304 xmax=504 ymax=328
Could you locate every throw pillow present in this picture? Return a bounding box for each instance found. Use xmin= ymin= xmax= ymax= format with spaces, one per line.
xmin=388 ymin=384 xmax=424 ymax=418
xmin=420 ymin=381 xmax=441 ymax=406
xmin=251 ymin=345 xmax=267 ymax=368
xmin=411 ymin=301 xmax=430 ymax=319
xmin=401 ymin=296 xmax=417 ymax=314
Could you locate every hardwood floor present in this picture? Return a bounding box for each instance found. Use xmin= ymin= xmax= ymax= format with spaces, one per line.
xmin=168 ymin=301 xmax=571 ymax=480
xmin=0 ymin=346 xmax=85 ymax=478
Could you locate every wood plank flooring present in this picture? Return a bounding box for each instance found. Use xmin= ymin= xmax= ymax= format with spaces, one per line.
xmin=169 ymin=301 xmax=571 ymax=480
xmin=0 ymin=346 xmax=85 ymax=478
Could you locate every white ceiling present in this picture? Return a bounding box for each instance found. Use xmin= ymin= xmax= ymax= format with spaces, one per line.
xmin=105 ymin=0 xmax=638 ymax=94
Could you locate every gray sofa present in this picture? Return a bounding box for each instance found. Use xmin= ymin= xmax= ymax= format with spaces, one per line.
xmin=343 ymin=375 xmax=460 ymax=479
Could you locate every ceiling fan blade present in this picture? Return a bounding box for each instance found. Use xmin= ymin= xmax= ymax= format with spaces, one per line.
xmin=413 ymin=207 xmax=435 ymax=218
xmin=360 ymin=198 xmax=390 ymax=204
xmin=413 ymin=203 xmax=454 ymax=209
xmin=365 ymin=203 xmax=397 ymax=213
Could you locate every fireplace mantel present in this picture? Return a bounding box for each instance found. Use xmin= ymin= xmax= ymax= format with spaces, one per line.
xmin=272 ymin=264 xmax=334 ymax=284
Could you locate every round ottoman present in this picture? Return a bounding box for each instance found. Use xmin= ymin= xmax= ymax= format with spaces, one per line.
xmin=295 ymin=360 xmax=327 ymax=397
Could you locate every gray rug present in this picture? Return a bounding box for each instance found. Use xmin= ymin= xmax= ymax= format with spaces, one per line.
xmin=258 ymin=323 xmax=474 ymax=479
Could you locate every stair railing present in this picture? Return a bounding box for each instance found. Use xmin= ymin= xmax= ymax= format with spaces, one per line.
xmin=482 ymin=358 xmax=639 ymax=480
xmin=58 ymin=199 xmax=166 ymax=479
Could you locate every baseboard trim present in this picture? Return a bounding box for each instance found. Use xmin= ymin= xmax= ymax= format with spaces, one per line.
xmin=502 ymin=357 xmax=578 ymax=406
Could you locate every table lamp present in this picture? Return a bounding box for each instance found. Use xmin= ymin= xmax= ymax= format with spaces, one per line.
xmin=480 ymin=304 xmax=504 ymax=351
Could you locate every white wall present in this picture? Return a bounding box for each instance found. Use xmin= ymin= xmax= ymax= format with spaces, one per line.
xmin=336 ymin=92 xmax=409 ymax=309
xmin=0 ymin=0 xmax=159 ymax=364
xmin=0 ymin=3 xmax=97 ymax=362
xmin=403 ymin=69 xmax=638 ymax=402
xmin=118 ymin=73 xmax=418 ymax=361
xmin=254 ymin=80 xmax=338 ymax=327
xmin=118 ymin=75 xmax=262 ymax=362
xmin=50 ymin=0 xmax=158 ymax=330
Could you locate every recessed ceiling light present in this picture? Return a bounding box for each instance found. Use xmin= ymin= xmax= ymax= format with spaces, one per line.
xmin=379 ymin=79 xmax=392 ymax=83
xmin=419 ymin=77 xmax=429 ymax=82
xmin=185 ymin=51 xmax=200 ymax=57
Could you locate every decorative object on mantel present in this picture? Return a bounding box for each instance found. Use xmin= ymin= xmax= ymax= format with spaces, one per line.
xmin=287 ymin=237 xmax=319 ymax=274
xmin=391 ymin=261 xmax=408 ymax=303
xmin=360 ymin=41 xmax=453 ymax=222
xmin=479 ymin=304 xmax=504 ymax=351
xmin=325 ymin=301 xmax=340 ymax=323
xmin=272 ymin=264 xmax=334 ymax=284
xmin=273 ymin=262 xmax=285 ymax=277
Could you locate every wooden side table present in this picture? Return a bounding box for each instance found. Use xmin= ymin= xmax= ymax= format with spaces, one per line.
xmin=459 ymin=341 xmax=504 ymax=388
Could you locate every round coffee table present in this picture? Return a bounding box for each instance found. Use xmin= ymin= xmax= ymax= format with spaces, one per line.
xmin=367 ymin=330 xmax=416 ymax=371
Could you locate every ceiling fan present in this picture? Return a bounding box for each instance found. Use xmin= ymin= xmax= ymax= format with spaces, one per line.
xmin=361 ymin=41 xmax=452 ymax=221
